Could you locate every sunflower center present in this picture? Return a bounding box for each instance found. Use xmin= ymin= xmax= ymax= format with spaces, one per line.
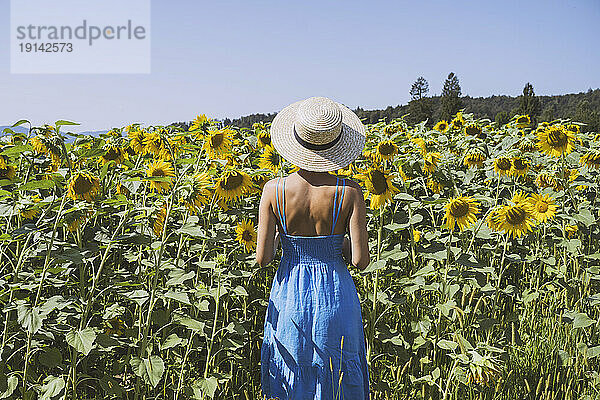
xmin=449 ymin=200 xmax=470 ymax=218
xmin=269 ymin=152 xmax=280 ymax=166
xmin=513 ymin=158 xmax=527 ymax=170
xmin=370 ymin=170 xmax=388 ymax=195
xmin=152 ymin=167 xmax=167 ymax=177
xmin=497 ymin=158 xmax=511 ymax=170
xmin=74 ymin=175 xmax=93 ymax=194
xmin=465 ymin=126 xmax=481 ymax=135
xmin=211 ymin=133 xmax=224 ymax=148
xmin=517 ymin=116 xmax=528 ymax=124
xmin=259 ymin=134 xmax=271 ymax=146
xmin=0 ymin=168 xmax=9 ymax=178
xmin=548 ymin=129 xmax=567 ymax=147
xmin=379 ymin=143 xmax=396 ymax=156
xmin=221 ymin=172 xmax=243 ymax=190
xmin=104 ymin=147 xmax=120 ymax=160
xmin=506 ymin=206 xmax=527 ymax=225
xmin=241 ymin=230 xmax=253 ymax=242
xmin=536 ymin=202 xmax=548 ymax=213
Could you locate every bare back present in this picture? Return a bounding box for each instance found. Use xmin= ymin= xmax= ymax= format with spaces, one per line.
xmin=256 ymin=169 xmax=370 ymax=270
xmin=273 ymin=172 xmax=352 ymax=236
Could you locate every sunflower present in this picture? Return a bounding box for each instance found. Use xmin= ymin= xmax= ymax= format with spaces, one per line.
xmin=67 ymin=172 xmax=100 ymax=202
xmin=423 ymin=152 xmax=441 ymax=175
xmin=399 ymin=163 xmax=416 ymax=182
xmin=31 ymin=135 xmax=62 ymax=166
xmin=497 ymin=202 xmax=534 ymax=238
xmin=443 ymin=196 xmax=480 ymax=231
xmin=486 ymin=207 xmax=502 ymax=231
xmin=493 ymin=157 xmax=512 ymax=177
xmin=510 ymin=157 xmax=529 ymax=177
xmin=337 ymin=163 xmax=358 ymax=178
xmin=426 ymin=177 xmax=444 ymax=194
xmin=189 ymin=114 xmax=211 ymax=135
xmin=100 ymin=144 xmax=126 ymax=165
xmin=116 ymin=182 xmax=131 ymax=197
xmin=180 ymin=172 xmax=212 ymax=214
xmin=434 ymin=120 xmax=449 ymax=133
xmin=411 ymin=137 xmax=427 ymax=155
xmin=511 ymin=191 xmax=530 ymax=206
xmin=146 ymin=159 xmax=175 ymax=193
xmin=580 ymin=151 xmax=600 ymax=169
xmin=143 ymin=130 xmax=165 ymax=158
xmin=464 ymin=124 xmax=482 ymax=137
xmin=355 ymin=166 xmax=400 ymax=210
xmin=128 ymin=130 xmax=147 ymax=155
xmin=104 ymin=317 xmax=126 ymax=336
xmin=535 ymin=173 xmax=557 ymax=189
xmin=518 ymin=138 xmax=538 ymax=152
xmin=203 ymin=128 xmax=234 ymax=159
xmin=30 ymin=135 xmax=49 ymax=154
xmin=256 ymin=129 xmax=272 ymax=148
xmin=527 ymin=193 xmax=557 ymax=223
xmin=515 ymin=115 xmax=531 ymax=129
xmin=21 ymin=207 xmax=40 ymax=220
xmin=64 ymin=209 xmax=93 ymax=232
xmin=451 ymin=113 xmax=465 ymax=130
xmin=463 ymin=149 xmax=486 ymax=169
xmin=153 ymin=204 xmax=167 ymax=237
xmin=565 ymin=123 xmax=580 ymax=134
xmin=383 ymin=124 xmax=401 ymax=136
xmin=250 ymin=173 xmax=270 ymax=193
xmin=214 ymin=168 xmax=252 ymax=202
xmin=235 ymin=219 xmax=257 ymax=252
xmin=258 ymin=146 xmax=283 ymax=173
xmin=375 ymin=140 xmax=399 ymax=161
xmin=565 ymin=224 xmax=578 ymax=238
xmin=0 ymin=165 xmax=16 ymax=180
xmin=537 ymin=125 xmax=575 ymax=157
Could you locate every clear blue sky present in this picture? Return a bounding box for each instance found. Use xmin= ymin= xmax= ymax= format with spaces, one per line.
xmin=1 ymin=0 xmax=599 ymax=132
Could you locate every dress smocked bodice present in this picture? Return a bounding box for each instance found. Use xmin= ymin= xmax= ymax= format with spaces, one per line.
xmin=279 ymin=233 xmax=345 ymax=266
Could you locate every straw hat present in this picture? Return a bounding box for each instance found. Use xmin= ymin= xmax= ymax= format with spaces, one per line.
xmin=270 ymin=96 xmax=366 ymax=172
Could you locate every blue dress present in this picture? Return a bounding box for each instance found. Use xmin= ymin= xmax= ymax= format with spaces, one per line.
xmin=261 ymin=176 xmax=370 ymax=400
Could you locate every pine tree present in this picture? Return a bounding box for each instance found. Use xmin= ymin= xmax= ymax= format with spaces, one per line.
xmin=438 ymin=72 xmax=462 ymax=122
xmin=408 ymin=77 xmax=433 ymax=125
xmin=410 ymin=77 xmax=429 ymax=101
xmin=517 ymin=82 xmax=541 ymax=121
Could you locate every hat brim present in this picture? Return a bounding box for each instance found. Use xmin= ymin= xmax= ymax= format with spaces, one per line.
xmin=270 ymin=99 xmax=366 ymax=172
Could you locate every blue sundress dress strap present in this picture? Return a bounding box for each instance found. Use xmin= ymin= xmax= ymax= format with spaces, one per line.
xmin=275 ymin=176 xmax=287 ymax=234
xmin=331 ymin=177 xmax=346 ymax=235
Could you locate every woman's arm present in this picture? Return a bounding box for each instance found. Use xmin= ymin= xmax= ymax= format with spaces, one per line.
xmin=256 ymin=181 xmax=277 ymax=267
xmin=347 ymin=183 xmax=370 ymax=271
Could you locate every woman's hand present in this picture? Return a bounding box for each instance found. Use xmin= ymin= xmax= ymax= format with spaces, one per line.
xmin=273 ymin=231 xmax=280 ymax=259
xmin=342 ymin=236 xmax=351 ymax=264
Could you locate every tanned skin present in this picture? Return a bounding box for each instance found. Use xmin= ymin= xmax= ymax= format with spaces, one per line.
xmin=255 ymin=168 xmax=370 ymax=271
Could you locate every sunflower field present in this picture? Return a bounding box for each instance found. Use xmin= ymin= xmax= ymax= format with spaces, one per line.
xmin=0 ymin=111 xmax=599 ymax=400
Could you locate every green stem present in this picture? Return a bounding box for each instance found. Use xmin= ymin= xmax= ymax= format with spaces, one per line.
xmin=367 ymin=206 xmax=384 ymax=366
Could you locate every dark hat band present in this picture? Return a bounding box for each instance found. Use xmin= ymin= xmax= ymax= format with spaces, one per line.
xmin=293 ymin=127 xmax=342 ymax=151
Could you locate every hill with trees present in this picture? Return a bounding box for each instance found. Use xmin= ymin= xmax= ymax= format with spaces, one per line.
xmin=217 ymin=79 xmax=600 ymax=132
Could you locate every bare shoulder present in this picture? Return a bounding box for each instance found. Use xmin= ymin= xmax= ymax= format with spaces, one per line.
xmin=341 ymin=177 xmax=364 ymax=199
xmin=259 ymin=178 xmax=279 ymax=202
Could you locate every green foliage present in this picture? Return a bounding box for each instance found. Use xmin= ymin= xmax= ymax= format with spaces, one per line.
xmin=0 ymin=114 xmax=599 ymax=400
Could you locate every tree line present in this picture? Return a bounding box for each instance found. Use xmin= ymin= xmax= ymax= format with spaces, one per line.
xmin=176 ymin=75 xmax=600 ymax=132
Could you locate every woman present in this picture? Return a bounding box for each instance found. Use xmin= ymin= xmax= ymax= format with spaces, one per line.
xmin=256 ymin=97 xmax=371 ymax=399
